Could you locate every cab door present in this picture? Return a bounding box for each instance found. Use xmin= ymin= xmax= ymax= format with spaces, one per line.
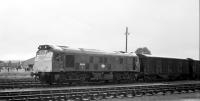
xmin=53 ymin=52 xmax=64 ymax=72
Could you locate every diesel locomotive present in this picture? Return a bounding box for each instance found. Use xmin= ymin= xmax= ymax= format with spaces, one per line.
xmin=32 ymin=45 xmax=200 ymax=84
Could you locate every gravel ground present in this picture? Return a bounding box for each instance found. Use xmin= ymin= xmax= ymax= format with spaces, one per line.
xmin=101 ymin=92 xmax=200 ymax=101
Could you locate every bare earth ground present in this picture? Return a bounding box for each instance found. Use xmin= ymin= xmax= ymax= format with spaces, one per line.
xmin=102 ymin=92 xmax=200 ymax=101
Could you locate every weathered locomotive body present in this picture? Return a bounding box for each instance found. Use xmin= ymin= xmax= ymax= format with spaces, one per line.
xmin=33 ymin=45 xmax=140 ymax=84
xmin=33 ymin=45 xmax=200 ymax=84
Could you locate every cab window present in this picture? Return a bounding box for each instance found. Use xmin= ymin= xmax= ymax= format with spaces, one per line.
xmin=65 ymin=55 xmax=75 ymax=67
xmin=89 ymin=56 xmax=94 ymax=63
xmin=119 ymin=58 xmax=123 ymax=64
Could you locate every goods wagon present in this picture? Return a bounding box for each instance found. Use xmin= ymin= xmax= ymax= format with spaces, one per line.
xmin=137 ymin=54 xmax=191 ymax=81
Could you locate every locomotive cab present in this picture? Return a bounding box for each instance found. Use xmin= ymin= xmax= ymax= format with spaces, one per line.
xmin=33 ymin=45 xmax=53 ymax=81
xmin=34 ymin=45 xmax=53 ymax=72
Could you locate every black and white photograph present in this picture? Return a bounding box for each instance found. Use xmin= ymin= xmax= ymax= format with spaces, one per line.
xmin=0 ymin=0 xmax=199 ymax=101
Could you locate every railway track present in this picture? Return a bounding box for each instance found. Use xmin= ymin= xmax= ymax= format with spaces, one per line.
xmin=0 ymin=78 xmax=109 ymax=89
xmin=0 ymin=81 xmax=200 ymax=101
xmin=0 ymin=78 xmax=47 ymax=89
xmin=0 ymin=82 xmax=48 ymax=89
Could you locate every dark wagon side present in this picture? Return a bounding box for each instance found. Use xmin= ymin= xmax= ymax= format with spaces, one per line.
xmin=137 ymin=54 xmax=192 ymax=81
xmin=191 ymin=60 xmax=200 ymax=79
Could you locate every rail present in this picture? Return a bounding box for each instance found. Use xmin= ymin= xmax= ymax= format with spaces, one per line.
xmin=0 ymin=81 xmax=200 ymax=101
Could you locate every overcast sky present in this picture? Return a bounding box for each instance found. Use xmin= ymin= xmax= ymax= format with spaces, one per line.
xmin=0 ymin=0 xmax=199 ymax=60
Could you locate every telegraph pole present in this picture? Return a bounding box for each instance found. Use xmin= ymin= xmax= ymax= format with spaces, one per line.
xmin=125 ymin=27 xmax=130 ymax=53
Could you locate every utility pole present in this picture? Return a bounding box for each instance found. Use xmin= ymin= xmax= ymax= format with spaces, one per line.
xmin=125 ymin=27 xmax=130 ymax=53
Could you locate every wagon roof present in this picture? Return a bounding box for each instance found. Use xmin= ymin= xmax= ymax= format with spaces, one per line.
xmin=44 ymin=45 xmax=137 ymax=57
xmin=138 ymin=54 xmax=196 ymax=60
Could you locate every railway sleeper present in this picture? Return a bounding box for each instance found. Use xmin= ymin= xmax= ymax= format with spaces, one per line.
xmin=97 ymin=92 xmax=107 ymax=99
xmin=67 ymin=94 xmax=84 ymax=101
xmin=92 ymin=93 xmax=105 ymax=100
xmin=126 ymin=94 xmax=134 ymax=98
xmin=106 ymin=91 xmax=117 ymax=99
xmin=82 ymin=94 xmax=92 ymax=101
xmin=177 ymin=87 xmax=190 ymax=93
xmin=134 ymin=91 xmax=144 ymax=96
xmin=151 ymin=89 xmax=161 ymax=94
xmin=116 ymin=91 xmax=128 ymax=98
xmin=144 ymin=90 xmax=155 ymax=96
xmin=88 ymin=93 xmax=100 ymax=100
xmin=26 ymin=97 xmax=41 ymax=101
xmin=52 ymin=95 xmax=67 ymax=101
xmin=162 ymin=88 xmax=175 ymax=94
xmin=56 ymin=96 xmax=67 ymax=101
xmin=107 ymin=91 xmax=121 ymax=99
